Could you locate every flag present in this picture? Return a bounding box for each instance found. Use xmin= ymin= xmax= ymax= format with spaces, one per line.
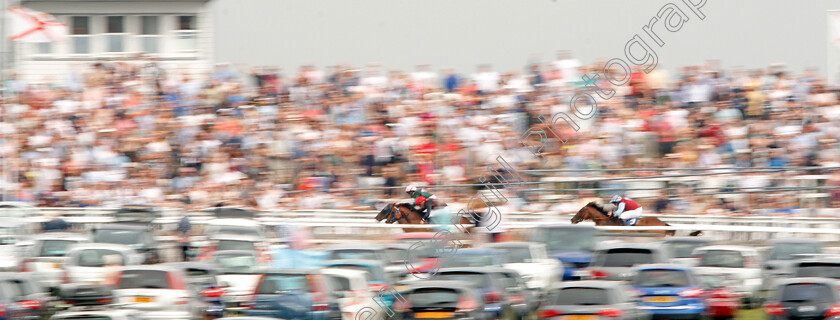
xmin=6 ymin=6 xmax=67 ymax=43
xmin=831 ymin=12 xmax=840 ymax=48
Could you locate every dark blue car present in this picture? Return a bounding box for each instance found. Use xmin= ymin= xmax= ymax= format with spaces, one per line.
xmin=530 ymin=225 xmax=598 ymax=280
xmin=632 ymin=264 xmax=706 ymax=320
xmin=242 ymin=268 xmax=342 ymax=320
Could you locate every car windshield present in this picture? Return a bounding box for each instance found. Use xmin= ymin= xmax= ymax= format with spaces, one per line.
xmin=770 ymin=243 xmax=821 ymax=260
xmin=533 ymin=228 xmax=597 ymax=252
xmin=117 ymin=270 xmax=171 ymax=289
xmin=75 ymin=249 xmax=124 ymax=267
xmin=258 ymin=274 xmax=310 ymax=293
xmin=551 ymin=287 xmax=611 ymax=305
xmin=183 ymin=268 xmax=216 ymax=287
xmin=94 ymin=229 xmax=142 ymax=246
xmin=408 ymin=288 xmax=462 ymax=306
xmin=781 ymin=283 xmax=834 ymax=303
xmin=329 ymin=249 xmax=380 ymax=261
xmin=433 ymin=272 xmax=487 ymax=288
xmin=794 ymin=263 xmax=840 ymax=279
xmin=495 ymin=247 xmax=532 ymax=263
xmin=38 ymin=239 xmax=78 ymax=257
xmin=440 ymin=254 xmax=499 ymax=268
xmin=598 ymin=248 xmax=654 ymax=267
xmin=636 ymin=269 xmax=692 ymax=287
xmin=217 ymin=240 xmax=256 ymax=251
xmin=214 ymin=254 xmax=258 ymax=273
xmin=668 ymin=242 xmax=708 ymax=259
xmin=698 ymin=250 xmax=744 ymax=268
xmin=329 ymin=265 xmax=385 ymax=282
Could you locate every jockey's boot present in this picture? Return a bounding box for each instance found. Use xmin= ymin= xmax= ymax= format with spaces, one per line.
xmin=422 ymin=211 xmax=431 ymax=223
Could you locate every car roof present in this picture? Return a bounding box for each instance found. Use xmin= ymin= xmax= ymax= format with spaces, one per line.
xmin=33 ymin=232 xmax=90 ymax=241
xmin=321 ymin=268 xmax=370 ymax=279
xmin=261 ymin=268 xmax=324 ymax=275
xmin=694 ymin=245 xmax=758 ymax=253
xmin=451 ymin=248 xmax=502 ymax=255
xmin=209 ymin=234 xmax=262 ymax=241
xmin=407 ymin=280 xmax=477 ymax=290
xmin=797 ymin=256 xmax=840 ymax=264
xmin=67 ymin=243 xmax=134 ymax=252
xmin=384 ymin=243 xmax=411 ymax=250
xmin=212 ymin=250 xmax=258 ymax=257
xmin=597 ymin=242 xmax=664 ymax=250
xmin=326 ymin=243 xmax=385 ymax=250
xmin=164 ymin=262 xmax=218 ymax=271
xmin=119 ymin=265 xmax=180 ymax=272
xmin=96 ymin=223 xmax=149 ymax=231
xmin=325 ymin=259 xmax=385 ymax=267
xmin=635 ymin=263 xmax=693 ymax=271
xmin=775 ymin=277 xmax=840 ymax=286
xmin=485 ymin=242 xmax=538 ymax=249
xmin=554 ymin=280 xmax=623 ymax=289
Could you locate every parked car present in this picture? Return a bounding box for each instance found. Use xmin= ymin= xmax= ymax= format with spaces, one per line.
xmin=92 ymin=223 xmax=160 ymax=264
xmin=395 ymin=280 xmax=488 ymax=320
xmin=0 ymin=272 xmax=56 ymax=319
xmin=325 ymin=243 xmax=388 ymax=262
xmin=112 ymin=265 xmax=206 ymax=320
xmin=166 ymin=262 xmax=225 ymax=319
xmin=530 ymin=225 xmax=599 ymax=280
xmin=692 ymin=245 xmax=763 ymax=307
xmin=763 ymin=277 xmax=840 ymax=320
xmin=495 ymin=268 xmax=539 ymax=320
xmin=63 ymin=243 xmax=144 ymax=285
xmin=430 ymin=267 xmax=517 ymax=320
xmin=210 ymin=250 xmax=264 ymax=313
xmin=197 ymin=234 xmax=271 ymax=264
xmin=55 ymin=283 xmax=115 ymax=308
xmin=49 ymin=306 xmax=145 ymax=320
xmin=762 ymin=239 xmax=823 ymax=285
xmin=696 ymin=274 xmax=741 ymax=320
xmin=586 ymin=243 xmax=670 ymax=281
xmin=322 ymin=268 xmax=385 ymax=320
xmin=240 ymin=268 xmax=342 ymax=320
xmin=385 ymin=243 xmax=440 ymax=279
xmin=485 ymin=242 xmax=563 ymax=294
xmin=660 ymin=237 xmax=712 ymax=266
xmin=20 ymin=232 xmax=90 ymax=290
xmin=631 ymin=264 xmax=706 ymax=320
xmin=537 ymin=280 xmax=650 ymax=320
xmin=324 ymin=260 xmax=391 ymax=292
xmin=438 ymin=248 xmax=505 ymax=269
xmin=791 ymin=257 xmax=840 ymax=279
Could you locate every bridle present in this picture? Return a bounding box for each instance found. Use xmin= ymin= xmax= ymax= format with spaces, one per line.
xmin=386 ymin=204 xmax=407 ymax=224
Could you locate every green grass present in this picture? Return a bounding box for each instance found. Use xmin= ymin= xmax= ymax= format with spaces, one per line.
xmin=736 ymin=308 xmax=766 ymax=320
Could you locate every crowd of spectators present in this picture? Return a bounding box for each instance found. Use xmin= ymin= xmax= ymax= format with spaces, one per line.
xmin=2 ymin=52 xmax=840 ymax=215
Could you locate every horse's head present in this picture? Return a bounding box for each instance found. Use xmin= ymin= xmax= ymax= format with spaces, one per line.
xmin=375 ymin=203 xmax=394 ymax=222
xmin=571 ymin=202 xmax=607 ymax=224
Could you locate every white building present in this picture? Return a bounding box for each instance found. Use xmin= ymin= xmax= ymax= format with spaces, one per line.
xmin=14 ymin=0 xmax=213 ymax=82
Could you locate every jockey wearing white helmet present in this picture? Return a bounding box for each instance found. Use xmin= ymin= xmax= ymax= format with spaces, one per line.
xmin=406 ymin=184 xmax=437 ymax=222
xmin=609 ymin=195 xmax=643 ymax=225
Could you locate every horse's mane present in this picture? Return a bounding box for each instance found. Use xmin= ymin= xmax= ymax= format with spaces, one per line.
xmin=587 ymin=202 xmax=610 ymax=215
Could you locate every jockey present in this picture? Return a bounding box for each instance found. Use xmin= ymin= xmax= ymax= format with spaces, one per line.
xmin=610 ymin=195 xmax=643 ymax=225
xmin=406 ymin=185 xmax=438 ymax=222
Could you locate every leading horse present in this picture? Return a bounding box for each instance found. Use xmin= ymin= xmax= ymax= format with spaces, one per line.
xmin=571 ymin=202 xmax=702 ymax=237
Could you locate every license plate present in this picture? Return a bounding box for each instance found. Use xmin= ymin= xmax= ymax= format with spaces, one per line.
xmin=564 ymin=315 xmax=596 ymax=320
xmin=644 ymin=296 xmax=677 ymax=303
xmin=52 ymin=263 xmax=62 ymax=268
xmin=798 ymin=306 xmax=817 ymax=312
xmin=416 ymin=312 xmax=454 ymax=318
xmin=134 ymin=296 xmax=154 ymax=303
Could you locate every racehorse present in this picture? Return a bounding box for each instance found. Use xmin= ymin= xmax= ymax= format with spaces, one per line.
xmin=571 ymin=202 xmax=702 ymax=237
xmin=375 ymin=202 xmax=477 ymax=235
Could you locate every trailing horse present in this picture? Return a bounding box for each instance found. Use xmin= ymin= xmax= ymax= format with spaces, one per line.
xmin=571 ymin=202 xmax=702 ymax=237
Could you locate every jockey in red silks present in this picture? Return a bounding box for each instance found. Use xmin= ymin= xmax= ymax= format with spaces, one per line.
xmin=610 ymin=195 xmax=643 ymax=225
xmin=406 ymin=185 xmax=438 ymax=223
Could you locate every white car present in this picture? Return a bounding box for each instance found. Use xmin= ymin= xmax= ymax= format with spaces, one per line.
xmin=692 ymin=245 xmax=763 ymax=306
xmin=321 ymin=268 xmax=384 ymax=320
xmin=63 ymin=243 xmax=144 ymax=285
xmin=20 ymin=232 xmax=90 ymax=290
xmin=50 ymin=306 xmax=146 ymax=320
xmin=484 ymin=242 xmax=562 ymax=295
xmin=112 ymin=265 xmax=205 ymax=320
xmin=210 ymin=250 xmax=265 ymax=312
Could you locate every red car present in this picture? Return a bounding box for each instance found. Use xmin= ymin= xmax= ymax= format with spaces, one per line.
xmin=699 ymin=275 xmax=741 ymax=319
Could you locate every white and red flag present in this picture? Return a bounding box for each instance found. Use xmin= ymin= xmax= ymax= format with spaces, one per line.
xmin=6 ymin=6 xmax=67 ymax=42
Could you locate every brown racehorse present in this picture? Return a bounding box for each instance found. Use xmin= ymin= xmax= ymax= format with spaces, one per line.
xmin=571 ymin=202 xmax=702 ymax=237
xmin=375 ymin=202 xmax=477 ymax=235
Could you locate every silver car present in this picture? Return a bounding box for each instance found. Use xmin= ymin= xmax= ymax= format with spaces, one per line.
xmin=112 ymin=265 xmax=205 ymax=320
xmin=585 ymin=242 xmax=670 ymax=281
xmin=20 ymin=233 xmax=91 ymax=290
xmin=64 ymin=243 xmax=144 ymax=285
xmin=538 ymin=280 xmax=651 ymax=320
xmin=692 ymin=245 xmax=763 ymax=307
